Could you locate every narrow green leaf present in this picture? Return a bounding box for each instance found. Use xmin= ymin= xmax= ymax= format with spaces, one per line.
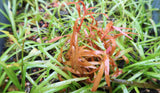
xmin=0 ymin=72 xmax=6 ymax=85
xmin=128 ymin=71 xmax=144 ymax=81
xmin=33 ymin=77 xmax=88 ymax=93
xmin=34 ymin=72 xmax=57 ymax=90
xmin=121 ymin=84 xmax=129 ymax=93
xmin=26 ymin=73 xmax=37 ymax=87
xmin=0 ymin=62 xmax=22 ymax=90
xmin=7 ymin=91 xmax=25 ymax=93
xmin=46 ymin=62 xmax=70 ymax=79
xmin=123 ymin=58 xmax=160 ymax=70
xmin=115 ymin=48 xmax=133 ymax=60
xmin=39 ymin=46 xmax=62 ymax=66
xmin=144 ymin=72 xmax=160 ymax=79
xmin=134 ymin=87 xmax=140 ymax=93
xmin=3 ymin=3 xmax=18 ymax=38
xmin=92 ymin=38 xmax=105 ymax=50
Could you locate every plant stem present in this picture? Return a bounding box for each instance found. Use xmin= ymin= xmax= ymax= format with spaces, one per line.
xmin=111 ymin=79 xmax=160 ymax=89
xmin=21 ymin=39 xmax=25 ymax=90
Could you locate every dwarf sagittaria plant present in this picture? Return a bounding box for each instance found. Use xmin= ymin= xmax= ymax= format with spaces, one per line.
xmin=51 ymin=0 xmax=135 ymax=92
